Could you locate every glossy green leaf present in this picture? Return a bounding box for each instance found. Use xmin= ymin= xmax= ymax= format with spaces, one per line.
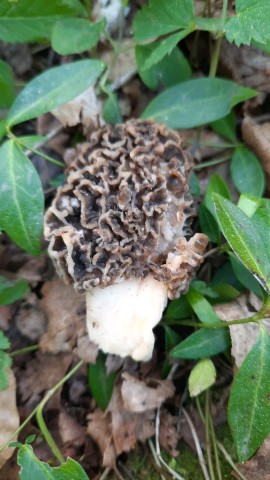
xmin=88 ymin=352 xmax=117 ymax=411
xmin=164 ymin=295 xmax=192 ymax=320
xmin=0 ymin=330 xmax=10 ymax=350
xmin=238 ymin=194 xmax=261 ymax=217
xmin=0 ymin=350 xmax=12 ymax=390
xmin=213 ymin=194 xmax=270 ymax=293
xmin=211 ymin=284 xmax=240 ymax=302
xmin=0 ymin=0 xmax=84 ymax=43
xmin=0 ymin=276 xmax=29 ymax=305
xmin=191 ymin=281 xmax=219 ymax=299
xmin=0 ymin=117 xmax=7 ymax=142
xmin=0 ymin=140 xmax=44 ymax=255
xmin=52 ymin=18 xmax=103 ymax=55
xmin=188 ymin=358 xmax=216 ymax=397
xmin=199 ymin=203 xmax=220 ymax=243
xmin=228 ymin=327 xmax=270 ymax=461
xmin=17 ymin=444 xmax=90 ymax=479
xmin=141 ymin=30 xmax=192 ymax=71
xmin=0 ymin=60 xmax=15 ymax=108
xmin=194 ymin=16 xmax=222 ymax=32
xmin=170 ymin=328 xmax=230 ymax=359
xmin=189 ymin=172 xmax=200 ymax=197
xmin=204 ymin=173 xmax=230 ymax=218
xmin=102 ymin=93 xmax=122 ymax=125
xmin=133 ymin=0 xmax=194 ymax=42
xmin=186 ymin=287 xmax=221 ymax=325
xmin=7 ymin=60 xmax=105 ymax=127
xmin=225 ymin=0 xmax=270 ymax=47
xmin=162 ymin=325 xmax=181 ymax=377
xmin=230 ymin=254 xmax=263 ymax=297
xmin=141 ymin=78 xmax=257 ymax=129
xmin=136 ymin=44 xmax=191 ymax=90
xmin=211 ymin=111 xmax=237 ymax=143
xmin=231 ymin=147 xmax=265 ymax=197
xmin=17 ymin=135 xmax=47 ymax=149
xmin=251 ymin=198 xmax=270 ymax=239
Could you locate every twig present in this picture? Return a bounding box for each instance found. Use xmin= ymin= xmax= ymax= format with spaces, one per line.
xmin=182 ymin=408 xmax=211 ymax=480
xmin=99 ymin=467 xmax=111 ymax=480
xmin=148 ymin=439 xmax=167 ymax=480
xmin=217 ymin=441 xmax=248 ymax=480
xmin=155 ymin=406 xmax=186 ymax=480
xmin=203 ymin=246 xmax=221 ymax=259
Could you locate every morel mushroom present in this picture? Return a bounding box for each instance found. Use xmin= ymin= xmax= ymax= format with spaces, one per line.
xmin=44 ymin=120 xmax=208 ymax=361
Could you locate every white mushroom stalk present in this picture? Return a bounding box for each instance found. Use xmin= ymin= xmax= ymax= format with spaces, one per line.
xmin=44 ymin=120 xmax=208 ymax=361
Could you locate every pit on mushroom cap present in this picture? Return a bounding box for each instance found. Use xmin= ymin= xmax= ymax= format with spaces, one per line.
xmin=44 ymin=119 xmax=208 ymax=361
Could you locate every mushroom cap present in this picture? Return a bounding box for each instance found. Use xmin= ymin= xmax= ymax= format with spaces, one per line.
xmin=44 ymin=119 xmax=208 ymax=299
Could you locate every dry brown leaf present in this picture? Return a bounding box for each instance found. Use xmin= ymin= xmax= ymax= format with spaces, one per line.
xmin=214 ymin=293 xmax=270 ymax=368
xmin=100 ymin=39 xmax=136 ymax=89
xmin=87 ymin=409 xmax=116 ymax=468
xmin=52 ymin=86 xmax=102 ymax=132
xmin=58 ymin=409 xmax=86 ymax=447
xmin=242 ymin=116 xmax=270 ymax=189
xmin=17 ymin=352 xmax=72 ymax=410
xmin=39 ymin=277 xmax=85 ymax=354
xmin=121 ymin=373 xmax=175 ymax=412
xmin=74 ymin=334 xmax=98 ymax=364
xmin=159 ymin=410 xmax=179 ymax=457
xmin=15 ymin=298 xmax=47 ymax=341
xmin=0 ymin=369 xmax=20 ymax=469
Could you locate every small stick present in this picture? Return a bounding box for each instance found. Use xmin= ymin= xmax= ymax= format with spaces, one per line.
xmin=182 ymin=408 xmax=211 ymax=480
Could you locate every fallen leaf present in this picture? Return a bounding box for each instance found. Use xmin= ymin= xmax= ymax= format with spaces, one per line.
xmin=58 ymin=409 xmax=86 ymax=447
xmin=159 ymin=410 xmax=179 ymax=457
xmin=0 ymin=369 xmax=20 ymax=469
xmin=242 ymin=116 xmax=270 ymax=190
xmin=52 ymin=86 xmax=102 ymax=133
xmin=237 ymin=434 xmax=270 ymax=480
xmin=87 ymin=409 xmax=116 ymax=468
xmin=39 ymin=278 xmax=85 ymax=354
xmin=74 ymin=334 xmax=98 ymax=364
xmin=15 ymin=297 xmax=47 ymax=341
xmin=121 ymin=373 xmax=175 ymax=412
xmin=214 ymin=293 xmax=270 ymax=368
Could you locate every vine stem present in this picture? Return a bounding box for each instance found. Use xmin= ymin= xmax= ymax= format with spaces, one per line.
xmin=0 ymin=360 xmax=83 ymax=456
xmin=209 ymin=0 xmax=228 ymax=77
xmin=10 ymin=344 xmax=39 ymax=357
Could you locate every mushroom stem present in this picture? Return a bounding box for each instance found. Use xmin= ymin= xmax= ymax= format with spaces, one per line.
xmin=86 ymin=275 xmax=168 ymax=362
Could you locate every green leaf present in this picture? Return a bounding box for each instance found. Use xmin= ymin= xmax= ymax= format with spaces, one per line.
xmin=189 ymin=171 xmax=200 ymax=197
xmin=0 ymin=330 xmax=10 ymax=350
xmin=7 ymin=60 xmax=105 ymax=127
xmin=17 ymin=444 xmax=90 ymax=480
xmin=225 ymin=0 xmax=270 ymax=47
xmin=188 ymin=358 xmax=216 ymax=397
xmin=141 ymin=30 xmax=192 ymax=71
xmin=204 ymin=173 xmax=230 ymax=218
xmin=228 ymin=327 xmax=270 ymax=461
xmin=0 ymin=117 xmax=7 ymax=142
xmin=231 ymin=147 xmax=265 ymax=197
xmin=162 ymin=325 xmax=181 ymax=378
xmin=141 ymin=78 xmax=257 ymax=129
xmin=211 ymin=111 xmax=237 ymax=143
xmin=170 ymin=328 xmax=230 ymax=359
xmin=102 ymin=93 xmax=122 ymax=125
xmin=199 ymin=204 xmax=220 ymax=243
xmin=0 ymin=0 xmax=84 ymax=43
xmin=238 ymin=194 xmax=261 ymax=217
xmin=52 ymin=18 xmax=104 ymax=55
xmin=0 ymin=140 xmax=44 ymax=255
xmin=17 ymin=136 xmax=47 ymax=149
xmin=0 ymin=276 xmax=29 ymax=305
xmin=164 ymin=295 xmax=192 ymax=320
xmin=229 ymin=254 xmax=263 ymax=297
xmin=251 ymin=198 xmax=270 ymax=240
xmin=186 ymin=287 xmax=221 ymax=325
xmin=213 ymin=194 xmax=270 ymax=293
xmin=211 ymin=284 xmax=240 ymax=302
xmin=194 ymin=16 xmax=222 ymax=33
xmin=0 ymin=350 xmax=12 ymax=390
xmin=0 ymin=60 xmax=15 ymax=108
xmin=136 ymin=44 xmax=191 ymax=91
xmin=133 ymin=0 xmax=194 ymax=42
xmin=88 ymin=352 xmax=117 ymax=411
xmin=191 ymin=281 xmax=219 ymax=299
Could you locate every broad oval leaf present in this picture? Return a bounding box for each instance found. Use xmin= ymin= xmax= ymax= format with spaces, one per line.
xmin=228 ymin=327 xmax=270 ymax=461
xmin=17 ymin=444 xmax=90 ymax=480
xmin=199 ymin=204 xmax=220 ymax=243
xmin=7 ymin=59 xmax=105 ymax=127
xmin=186 ymin=287 xmax=221 ymax=325
xmin=170 ymin=328 xmax=230 ymax=359
xmin=0 ymin=140 xmax=44 ymax=255
xmin=52 ymin=18 xmax=104 ymax=55
xmin=0 ymin=0 xmax=84 ymax=43
xmin=88 ymin=352 xmax=117 ymax=411
xmin=213 ymin=194 xmax=270 ymax=293
xmin=0 ymin=276 xmax=29 ymax=305
xmin=231 ymin=147 xmax=265 ymax=197
xmin=141 ymin=78 xmax=257 ymax=129
xmin=188 ymin=358 xmax=216 ymax=397
xmin=211 ymin=111 xmax=237 ymax=143
xmin=0 ymin=60 xmax=15 ymax=108
xmin=204 ymin=173 xmax=231 ymax=219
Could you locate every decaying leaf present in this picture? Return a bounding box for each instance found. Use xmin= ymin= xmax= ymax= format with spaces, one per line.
xmin=214 ymin=293 xmax=270 ymax=368
xmin=87 ymin=408 xmax=116 ymax=468
xmin=0 ymin=369 xmax=20 ymax=469
xmin=159 ymin=410 xmax=179 ymax=457
xmin=121 ymin=373 xmax=175 ymax=412
xmin=39 ymin=278 xmax=90 ymax=357
xmin=242 ymin=116 xmax=270 ymax=190
xmin=58 ymin=409 xmax=86 ymax=448
xmin=52 ymin=86 xmax=102 ymax=132
xmin=237 ymin=434 xmax=270 ymax=480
